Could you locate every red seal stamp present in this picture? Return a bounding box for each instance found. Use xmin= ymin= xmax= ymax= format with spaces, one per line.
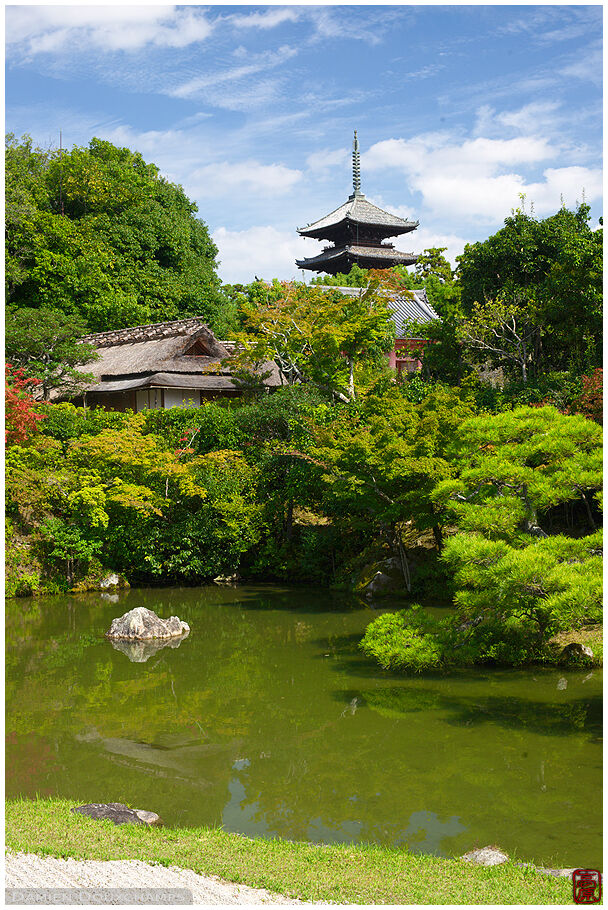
xmin=573 ymin=869 xmax=602 ymax=904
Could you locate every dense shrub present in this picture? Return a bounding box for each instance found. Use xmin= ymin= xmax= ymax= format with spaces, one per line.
xmin=360 ymin=607 xmax=445 ymax=672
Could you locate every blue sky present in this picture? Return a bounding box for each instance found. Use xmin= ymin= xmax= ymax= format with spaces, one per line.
xmin=5 ymin=3 xmax=603 ymax=284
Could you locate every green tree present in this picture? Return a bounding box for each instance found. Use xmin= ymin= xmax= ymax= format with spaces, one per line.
xmin=311 ymin=263 xmax=372 ymax=287
xmin=313 ymin=385 xmax=476 ymax=583
xmin=230 ymin=279 xmax=395 ymax=401
xmin=5 ymin=133 xmax=52 ymax=297
xmin=456 ymin=203 xmax=602 ymax=374
xmin=6 ymin=307 xmax=98 ymax=400
xmin=458 ymin=293 xmax=539 ymax=385
xmin=361 ymin=406 xmax=602 ymax=671
xmin=441 ymin=530 xmax=602 ymax=651
xmin=5 ymin=134 xmax=224 ymax=333
xmin=434 ymin=406 xmax=603 ymax=650
xmin=40 ymin=518 xmax=102 ymax=586
xmin=414 ymin=247 xmax=454 ymax=284
xmin=434 ymin=406 xmax=602 ymax=540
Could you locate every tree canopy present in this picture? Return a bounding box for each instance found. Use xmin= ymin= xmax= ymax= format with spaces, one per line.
xmin=6 ymin=307 xmax=98 ymax=400
xmin=228 ymin=279 xmax=395 ymax=401
xmin=5 ymin=134 xmax=224 ymax=333
xmin=456 ymin=203 xmax=602 ymax=375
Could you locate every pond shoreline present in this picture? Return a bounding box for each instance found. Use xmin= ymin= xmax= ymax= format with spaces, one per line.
xmin=6 ymin=799 xmax=575 ymax=905
xmin=6 ymin=580 xmax=602 ymax=668
xmin=7 ymin=587 xmax=601 ymax=870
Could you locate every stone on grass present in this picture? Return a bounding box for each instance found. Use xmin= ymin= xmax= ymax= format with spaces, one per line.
xmin=559 ymin=642 xmax=593 ymax=664
xmin=105 ymin=607 xmax=189 ymax=641
xmin=461 ymin=846 xmax=509 ymax=866
xmin=71 ymin=803 xmax=163 ymax=827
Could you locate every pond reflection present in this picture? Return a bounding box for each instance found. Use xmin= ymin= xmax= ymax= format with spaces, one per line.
xmin=110 ymin=631 xmax=190 ymax=663
xmin=6 ymin=585 xmax=602 ymax=869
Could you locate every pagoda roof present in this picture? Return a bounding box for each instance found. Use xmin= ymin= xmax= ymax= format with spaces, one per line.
xmin=296 ymin=242 xmax=417 ymax=272
xmin=298 ymin=194 xmax=418 ymax=239
xmin=325 ymin=286 xmax=439 ymax=334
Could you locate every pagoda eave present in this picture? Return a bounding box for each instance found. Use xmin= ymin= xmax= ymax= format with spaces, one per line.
xmin=297 ymin=217 xmax=419 ymax=242
xmin=296 ymin=132 xmax=420 ymax=277
xmin=296 ymin=244 xmax=417 ymax=275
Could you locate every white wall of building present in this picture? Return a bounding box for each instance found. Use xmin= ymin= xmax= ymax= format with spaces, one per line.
xmin=163 ymin=389 xmax=201 ymax=409
xmin=135 ymin=388 xmax=201 ymax=410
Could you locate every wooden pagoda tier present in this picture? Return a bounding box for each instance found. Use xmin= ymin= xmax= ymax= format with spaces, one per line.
xmin=296 ymin=131 xmax=419 ymax=275
xmin=297 ymin=241 xmax=417 ymax=275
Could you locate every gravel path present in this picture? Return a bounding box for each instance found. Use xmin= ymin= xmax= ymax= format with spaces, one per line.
xmin=5 ymin=851 xmax=311 ymax=905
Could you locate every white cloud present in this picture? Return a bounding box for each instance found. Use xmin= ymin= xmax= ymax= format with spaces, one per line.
xmin=188 ymin=161 xmax=303 ymax=200
xmin=6 ymin=6 xmax=213 ymax=56
xmin=403 ymin=63 xmax=445 ymax=80
xmin=475 ymin=101 xmax=562 ymax=137
xmin=213 ymin=226 xmax=318 ymax=284
xmin=229 ymin=8 xmax=302 ymax=30
xmin=366 ymin=135 xmax=554 ymax=174
xmin=197 ymin=79 xmax=284 ymax=113
xmin=494 ymin=6 xmax=598 ymax=44
xmin=524 ymin=166 xmax=603 ymax=211
xmin=311 ymin=8 xmax=383 ymax=45
xmin=363 ymin=132 xmax=600 ymax=221
xmin=306 ymin=147 xmax=350 ymax=173
xmin=562 ymin=47 xmax=602 ymax=86
xmin=299 ymin=88 xmax=373 ymax=112
xmin=168 ymin=46 xmax=297 ymax=100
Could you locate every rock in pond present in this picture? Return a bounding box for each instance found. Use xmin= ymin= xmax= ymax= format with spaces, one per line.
xmin=364 ymin=571 xmax=396 ymax=598
xmin=213 ymin=573 xmax=239 ymax=586
xmin=105 ymin=607 xmax=189 ymax=641
xmin=110 ymin=633 xmax=189 ymax=663
xmin=71 ymin=803 xmax=163 ymax=827
xmin=461 ymin=846 xmax=509 ymax=866
xmin=100 ymin=572 xmax=121 ymax=589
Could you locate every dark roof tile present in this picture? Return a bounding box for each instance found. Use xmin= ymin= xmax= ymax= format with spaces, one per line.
xmin=298 ymin=194 xmax=418 ymax=237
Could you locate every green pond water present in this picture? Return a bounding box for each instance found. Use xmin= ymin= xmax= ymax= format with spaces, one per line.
xmin=6 ymin=585 xmax=602 ymax=869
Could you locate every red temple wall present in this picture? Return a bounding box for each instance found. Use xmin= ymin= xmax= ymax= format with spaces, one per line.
xmin=388 ymin=337 xmax=429 ymax=374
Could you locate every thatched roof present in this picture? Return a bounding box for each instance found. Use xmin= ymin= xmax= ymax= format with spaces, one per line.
xmin=74 ymin=318 xmax=281 ymax=395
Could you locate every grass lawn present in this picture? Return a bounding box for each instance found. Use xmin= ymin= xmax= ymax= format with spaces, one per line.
xmin=6 ymin=798 xmax=574 ymax=904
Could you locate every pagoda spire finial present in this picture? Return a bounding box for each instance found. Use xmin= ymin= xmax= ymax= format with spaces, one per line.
xmin=352 ymin=130 xmax=362 ymax=196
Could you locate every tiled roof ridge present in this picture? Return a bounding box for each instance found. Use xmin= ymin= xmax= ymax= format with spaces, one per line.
xmin=81 ymin=318 xmax=207 ymax=348
xmin=297 ymin=198 xmax=353 ymax=232
xmin=314 ymin=285 xmax=439 ymax=329
xmin=298 ymin=195 xmax=418 ymax=235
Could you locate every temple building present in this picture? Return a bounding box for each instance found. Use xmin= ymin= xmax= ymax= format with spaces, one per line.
xmin=296 ymin=132 xmax=419 ymax=275
xmin=318 ymin=284 xmax=440 ymax=375
xmin=65 ymin=319 xmax=281 ymax=411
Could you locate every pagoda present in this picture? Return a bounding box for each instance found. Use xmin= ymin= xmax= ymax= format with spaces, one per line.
xmin=296 ymin=131 xmax=419 ymax=275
